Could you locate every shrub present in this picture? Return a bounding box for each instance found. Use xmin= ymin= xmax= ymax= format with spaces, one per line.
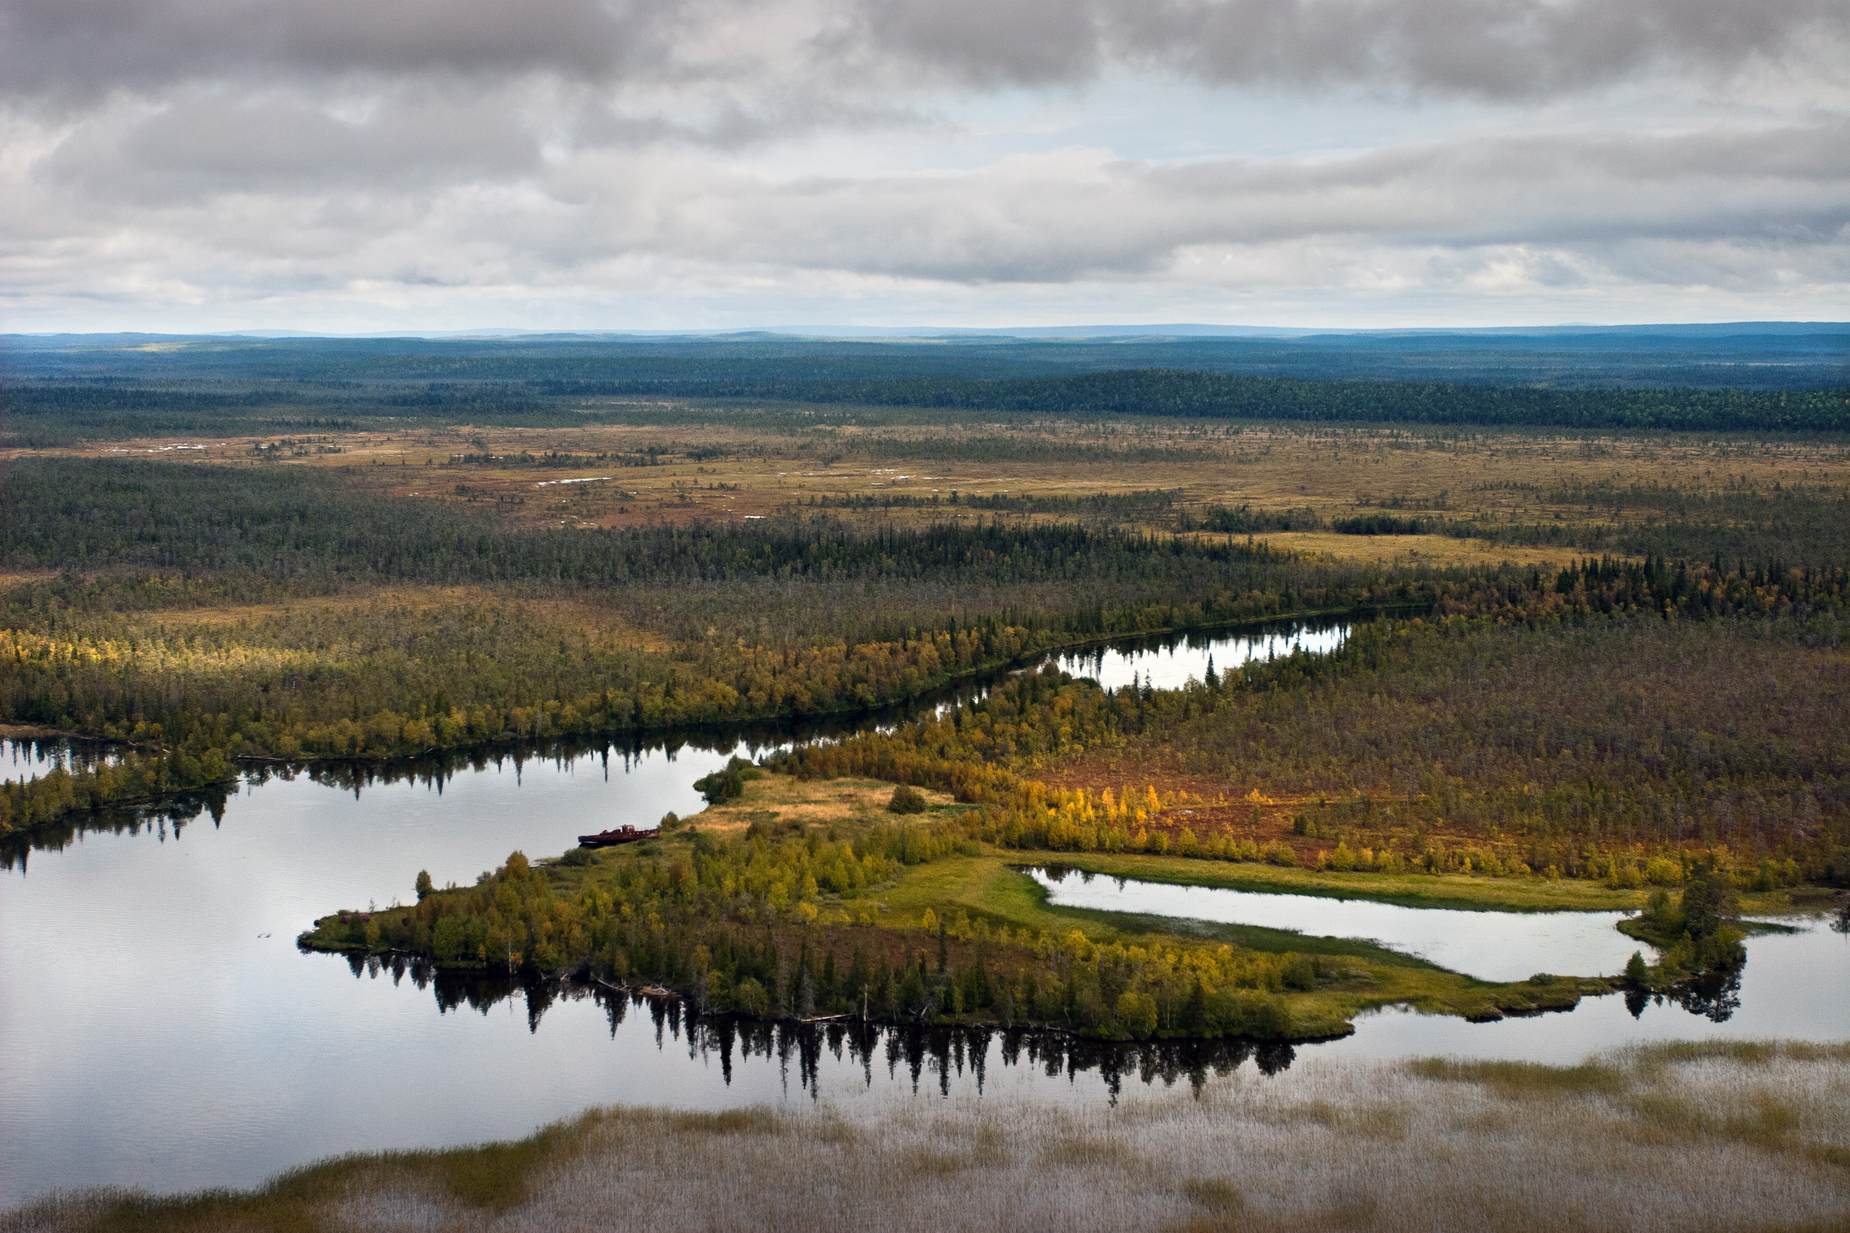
xmin=1625 ymin=951 xmax=1650 ymax=986
xmin=733 ymin=978 xmax=770 ymax=1018
xmin=694 ymin=758 xmax=759 ymax=805
xmin=1283 ymin=955 xmax=1318 ymax=991
xmin=1115 ymin=991 xmax=1159 ymax=1038
xmin=888 ymin=784 xmax=927 ymax=814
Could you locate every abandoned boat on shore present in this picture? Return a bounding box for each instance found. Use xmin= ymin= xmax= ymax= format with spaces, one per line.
xmin=577 ymin=824 xmax=659 ymax=848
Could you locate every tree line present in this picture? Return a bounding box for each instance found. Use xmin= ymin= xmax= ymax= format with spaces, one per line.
xmin=535 ymin=370 xmax=1850 ymax=433
xmin=1 ymin=458 xmax=1461 ymax=834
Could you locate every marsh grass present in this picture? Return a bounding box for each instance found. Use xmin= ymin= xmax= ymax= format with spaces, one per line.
xmin=1405 ymin=1057 xmax=1631 ymax=1097
xmin=13 ymin=1043 xmax=1848 ymax=1233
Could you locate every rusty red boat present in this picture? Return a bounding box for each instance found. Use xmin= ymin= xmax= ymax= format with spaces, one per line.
xmin=577 ymin=824 xmax=659 ymax=848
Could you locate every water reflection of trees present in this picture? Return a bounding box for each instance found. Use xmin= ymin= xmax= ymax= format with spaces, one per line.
xmin=1054 ymin=617 xmax=1349 ymax=683
xmin=3 ymin=619 xmax=1349 ymax=867
xmin=0 ymin=784 xmax=230 ymax=871
xmin=0 ymin=670 xmax=982 ymax=867
xmin=1624 ymin=965 xmax=1745 ymax=1023
xmin=337 ymin=950 xmax=1297 ymax=1097
xmin=1 ymin=726 xmax=783 ymax=869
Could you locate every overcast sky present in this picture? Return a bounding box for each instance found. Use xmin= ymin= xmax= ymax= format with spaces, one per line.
xmin=2 ymin=0 xmax=1846 ymax=332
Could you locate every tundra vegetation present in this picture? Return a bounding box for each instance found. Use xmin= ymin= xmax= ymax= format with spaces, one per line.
xmin=13 ymin=1041 xmax=1850 ymax=1233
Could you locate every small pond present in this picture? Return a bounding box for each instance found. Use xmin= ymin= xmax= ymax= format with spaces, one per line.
xmin=1027 ymin=865 xmax=1640 ymax=983
xmin=1054 ymin=622 xmax=1346 ymax=692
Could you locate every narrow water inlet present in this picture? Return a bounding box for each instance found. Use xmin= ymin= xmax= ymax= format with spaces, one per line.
xmin=1027 ymin=865 xmax=1641 ymax=983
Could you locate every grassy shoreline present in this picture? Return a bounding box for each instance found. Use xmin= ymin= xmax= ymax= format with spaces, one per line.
xmin=688 ymin=775 xmax=1804 ymax=921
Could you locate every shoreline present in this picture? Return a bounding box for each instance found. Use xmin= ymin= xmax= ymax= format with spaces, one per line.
xmin=1 ymin=604 xmax=1359 ymax=840
xmin=297 ymin=773 xmax=1626 ymax=1042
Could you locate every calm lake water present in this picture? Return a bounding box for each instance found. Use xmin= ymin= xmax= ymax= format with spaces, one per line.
xmin=4 ymin=618 xmax=1845 ymax=1206
xmin=1053 ymin=622 xmax=1347 ymax=692
xmin=1028 ymin=866 xmax=1641 ymax=983
xmin=1029 ymin=865 xmax=1850 ymax=1061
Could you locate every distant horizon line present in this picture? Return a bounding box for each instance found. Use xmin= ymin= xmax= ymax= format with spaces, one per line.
xmin=6 ymin=320 xmax=1847 ymax=343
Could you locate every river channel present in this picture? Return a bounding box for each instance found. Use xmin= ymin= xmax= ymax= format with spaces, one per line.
xmin=3 ymin=617 xmax=1844 ymax=1206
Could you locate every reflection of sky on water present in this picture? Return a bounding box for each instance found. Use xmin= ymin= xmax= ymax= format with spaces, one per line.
xmin=1030 ymin=867 xmax=1850 ymax=1062
xmin=1029 ymin=867 xmax=1639 ymax=982
xmin=1057 ymin=624 xmax=1347 ymax=692
xmin=1 ymin=742 xmax=739 ymax=1205
xmin=5 ymin=740 xmax=1226 ymax=1206
xmin=1 ymin=737 xmax=119 ymax=786
xmin=4 ymin=613 xmax=1842 ymax=1205
xmin=1321 ymin=920 xmax=1850 ymax=1064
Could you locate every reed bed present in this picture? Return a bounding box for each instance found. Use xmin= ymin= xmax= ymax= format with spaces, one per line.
xmin=12 ymin=1041 xmax=1849 ymax=1233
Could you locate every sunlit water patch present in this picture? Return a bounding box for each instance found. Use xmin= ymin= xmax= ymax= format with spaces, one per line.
xmin=1053 ymin=621 xmax=1346 ymax=692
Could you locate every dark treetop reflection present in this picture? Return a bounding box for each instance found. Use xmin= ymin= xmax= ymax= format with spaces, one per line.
xmin=360 ymin=951 xmax=1300 ymax=1103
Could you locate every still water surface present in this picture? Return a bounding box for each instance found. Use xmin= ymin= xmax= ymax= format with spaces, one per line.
xmin=3 ymin=619 xmax=1844 ymax=1205
xmin=1029 ymin=866 xmax=1640 ymax=983
xmin=1054 ymin=623 xmax=1346 ymax=691
xmin=1 ymin=735 xmax=117 ymax=785
xmin=1029 ymin=865 xmax=1850 ymax=1060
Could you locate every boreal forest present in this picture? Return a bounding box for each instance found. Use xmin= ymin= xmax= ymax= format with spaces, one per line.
xmin=3 ymin=328 xmax=1847 ymax=1041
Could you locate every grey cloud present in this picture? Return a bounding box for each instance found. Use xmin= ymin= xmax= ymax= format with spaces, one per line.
xmin=4 ymin=0 xmax=1841 ymax=112
xmin=0 ymin=0 xmax=679 ymax=101
xmin=848 ymin=0 xmax=1106 ymax=87
xmin=1105 ymin=0 xmax=1850 ymax=98
xmin=1 ymin=0 xmax=1842 ymax=324
xmin=842 ymin=0 xmax=1848 ymax=98
xmin=1659 ymin=239 xmax=1848 ymax=288
xmin=14 ymin=115 xmax=1845 ymax=286
xmin=39 ymin=92 xmax=543 ymax=202
xmin=453 ymin=124 xmax=1848 ymax=285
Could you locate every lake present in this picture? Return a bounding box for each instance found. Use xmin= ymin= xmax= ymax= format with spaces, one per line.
xmin=1027 ymin=865 xmax=1641 ymax=983
xmin=4 ymin=616 xmax=1844 ymax=1206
